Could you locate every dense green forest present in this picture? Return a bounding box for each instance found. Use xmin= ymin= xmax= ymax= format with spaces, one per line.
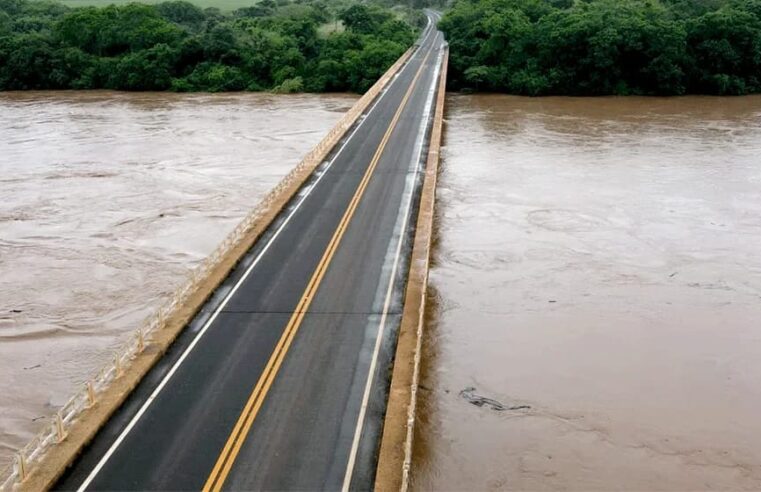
xmin=5 ymin=0 xmax=758 ymax=95
xmin=0 ymin=0 xmax=421 ymax=91
xmin=440 ymin=0 xmax=761 ymax=95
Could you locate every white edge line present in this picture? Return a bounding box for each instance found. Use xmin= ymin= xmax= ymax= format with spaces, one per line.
xmin=340 ymin=25 xmax=443 ymax=492
xmin=76 ymin=27 xmax=431 ymax=492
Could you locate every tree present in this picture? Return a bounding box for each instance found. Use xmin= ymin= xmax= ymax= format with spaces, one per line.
xmin=439 ymin=0 xmax=761 ymax=95
xmin=0 ymin=11 xmax=11 ymax=33
xmin=173 ymin=61 xmax=246 ymax=91
xmin=109 ymin=43 xmax=177 ymax=90
xmin=0 ymin=33 xmax=58 ymax=89
xmin=0 ymin=0 xmax=418 ymax=92
xmin=686 ymin=5 xmax=761 ymax=93
xmin=339 ymin=4 xmax=382 ymax=34
xmin=156 ymin=1 xmax=205 ymax=31
xmin=54 ymin=4 xmax=184 ymax=56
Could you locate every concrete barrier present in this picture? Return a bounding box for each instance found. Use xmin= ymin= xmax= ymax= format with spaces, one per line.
xmin=0 ymin=44 xmax=417 ymax=492
xmin=374 ymin=45 xmax=448 ymax=492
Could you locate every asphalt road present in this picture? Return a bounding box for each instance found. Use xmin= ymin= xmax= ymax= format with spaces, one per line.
xmin=57 ymin=13 xmax=446 ymax=492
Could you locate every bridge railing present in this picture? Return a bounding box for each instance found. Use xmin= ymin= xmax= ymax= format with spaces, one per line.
xmin=0 ymin=44 xmax=414 ymax=491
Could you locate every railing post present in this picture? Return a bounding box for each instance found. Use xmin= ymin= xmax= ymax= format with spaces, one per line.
xmin=86 ymin=381 xmax=96 ymax=407
xmin=114 ymin=353 xmax=123 ymax=378
xmin=55 ymin=412 xmax=67 ymax=443
xmin=16 ymin=452 xmax=26 ymax=483
xmin=137 ymin=329 xmax=145 ymax=354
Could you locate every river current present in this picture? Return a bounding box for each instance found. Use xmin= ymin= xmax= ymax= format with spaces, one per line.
xmin=0 ymin=91 xmax=356 ymax=471
xmin=412 ymin=95 xmax=761 ymax=490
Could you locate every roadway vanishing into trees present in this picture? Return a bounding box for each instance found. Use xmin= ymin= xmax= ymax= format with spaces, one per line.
xmin=57 ymin=12 xmax=446 ymax=491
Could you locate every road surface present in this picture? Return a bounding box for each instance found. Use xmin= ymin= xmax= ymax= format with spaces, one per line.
xmin=57 ymin=13 xmax=446 ymax=491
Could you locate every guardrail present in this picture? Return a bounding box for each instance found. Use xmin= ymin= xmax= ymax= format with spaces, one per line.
xmin=0 ymin=44 xmax=415 ymax=491
xmin=374 ymin=43 xmax=447 ymax=492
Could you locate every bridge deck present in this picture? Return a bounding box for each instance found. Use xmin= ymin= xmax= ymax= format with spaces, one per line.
xmin=57 ymin=14 xmax=446 ymax=491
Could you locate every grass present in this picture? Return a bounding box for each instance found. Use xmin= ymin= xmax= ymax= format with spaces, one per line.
xmin=58 ymin=0 xmax=257 ymax=11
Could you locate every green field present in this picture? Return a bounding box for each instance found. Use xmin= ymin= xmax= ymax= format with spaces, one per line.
xmin=58 ymin=0 xmax=256 ymax=11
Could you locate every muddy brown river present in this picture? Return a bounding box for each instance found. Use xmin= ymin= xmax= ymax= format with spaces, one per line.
xmin=0 ymin=91 xmax=356 ymax=471
xmin=412 ymin=95 xmax=761 ymax=490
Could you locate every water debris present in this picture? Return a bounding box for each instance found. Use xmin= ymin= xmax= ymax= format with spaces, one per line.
xmin=459 ymin=387 xmax=531 ymax=412
xmin=23 ymin=364 xmax=41 ymax=370
xmin=669 ymin=272 xmax=679 ymax=278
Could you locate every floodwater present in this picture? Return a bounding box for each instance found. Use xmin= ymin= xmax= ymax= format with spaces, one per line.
xmin=0 ymin=91 xmax=357 ymax=471
xmin=412 ymin=95 xmax=761 ymax=490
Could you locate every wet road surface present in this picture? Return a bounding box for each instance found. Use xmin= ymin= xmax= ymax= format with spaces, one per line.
xmin=56 ymin=15 xmax=446 ymax=491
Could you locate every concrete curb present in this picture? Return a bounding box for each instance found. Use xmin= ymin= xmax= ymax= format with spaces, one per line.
xmin=374 ymin=46 xmax=448 ymax=492
xmin=7 ymin=46 xmax=416 ymax=492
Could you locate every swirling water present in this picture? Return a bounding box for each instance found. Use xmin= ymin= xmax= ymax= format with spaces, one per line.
xmin=0 ymin=91 xmax=357 ymax=470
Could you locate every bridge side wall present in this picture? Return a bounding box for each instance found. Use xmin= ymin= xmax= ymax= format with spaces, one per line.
xmin=375 ymin=45 xmax=449 ymax=492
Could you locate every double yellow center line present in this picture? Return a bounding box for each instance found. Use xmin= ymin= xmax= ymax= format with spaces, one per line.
xmin=202 ymin=44 xmax=435 ymax=492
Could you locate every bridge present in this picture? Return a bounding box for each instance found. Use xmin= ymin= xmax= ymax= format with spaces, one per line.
xmin=44 ymin=12 xmax=447 ymax=492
